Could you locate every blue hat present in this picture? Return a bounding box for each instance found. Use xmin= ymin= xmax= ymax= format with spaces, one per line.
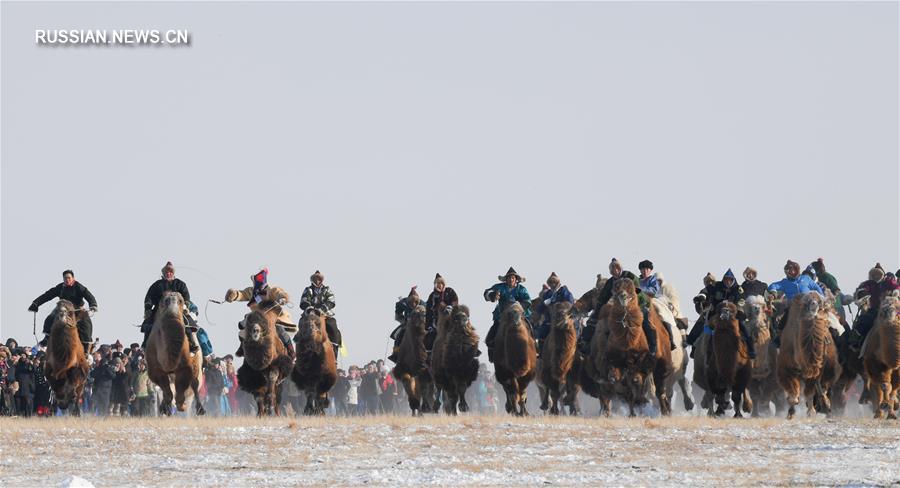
xmin=723 ymin=268 xmax=735 ymax=280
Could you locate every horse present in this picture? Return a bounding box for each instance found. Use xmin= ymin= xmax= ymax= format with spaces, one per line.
xmin=537 ymin=302 xmax=578 ymax=415
xmin=493 ymin=302 xmax=537 ymax=416
xmin=43 ymin=300 xmax=90 ymax=415
xmin=862 ymin=291 xmax=900 ymax=419
xmin=237 ymin=294 xmax=294 ymax=416
xmin=776 ymin=292 xmax=840 ymax=419
xmin=145 ymin=291 xmax=205 ymax=416
xmin=431 ymin=305 xmax=480 ymax=415
xmin=291 ymin=308 xmax=338 ymax=415
xmin=392 ymin=305 xmax=436 ymax=415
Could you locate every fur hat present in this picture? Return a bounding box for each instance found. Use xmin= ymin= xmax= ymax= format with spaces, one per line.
xmin=869 ymin=265 xmax=885 ymax=282
xmin=703 ymin=272 xmax=716 ymax=287
xmin=161 ymin=261 xmax=175 ymax=275
xmin=546 ymin=272 xmax=560 ymax=285
xmin=723 ymin=269 xmax=735 ymax=281
xmin=811 ymin=258 xmax=826 ymax=274
xmin=784 ymin=260 xmax=800 ymax=273
xmin=113 ymin=340 xmax=123 ymax=349
xmin=408 ymin=286 xmax=419 ymax=298
xmin=609 ymin=258 xmax=621 ymax=271
xmin=638 ymin=260 xmax=653 ymax=271
xmin=498 ymin=267 xmax=524 ymax=283
xmin=434 ymin=273 xmax=445 ymax=285
xmin=743 ymin=267 xmax=757 ymax=280
xmin=310 ymin=270 xmax=324 ymax=283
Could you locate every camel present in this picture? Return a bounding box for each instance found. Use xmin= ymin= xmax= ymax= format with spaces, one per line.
xmin=43 ymin=300 xmax=89 ymax=415
xmin=493 ymin=302 xmax=537 ymax=416
xmin=592 ymin=279 xmax=674 ymax=416
xmin=745 ymin=295 xmax=784 ymax=417
xmin=236 ymin=289 xmax=294 ymax=416
xmin=431 ymin=305 xmax=480 ymax=415
xmin=650 ymin=296 xmax=694 ymax=413
xmin=706 ymin=302 xmax=753 ymax=417
xmin=776 ymin=292 xmax=840 ymax=419
xmin=832 ymin=292 xmax=875 ymax=414
xmin=537 ymin=302 xmax=578 ymax=415
xmin=392 ymin=304 xmax=436 ymax=415
xmin=290 ymin=308 xmax=337 ymax=415
xmin=862 ymin=291 xmax=900 ymax=419
xmin=145 ymin=291 xmax=205 ymax=416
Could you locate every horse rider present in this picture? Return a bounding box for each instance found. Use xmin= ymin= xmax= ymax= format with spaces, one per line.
xmin=29 ymin=269 xmax=97 ymax=355
xmin=767 ymin=259 xmax=824 ymax=346
xmin=388 ymin=286 xmax=423 ymax=363
xmin=299 ymin=270 xmax=342 ymax=359
xmin=225 ymin=267 xmax=296 ymax=359
xmin=637 ymin=260 xmax=677 ymax=351
xmin=141 ymin=261 xmax=199 ymax=354
xmin=534 ymin=272 xmax=574 ymax=357
xmin=483 ymin=267 xmax=532 ymax=362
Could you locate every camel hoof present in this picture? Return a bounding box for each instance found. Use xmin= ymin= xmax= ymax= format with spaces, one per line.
xmin=887 ymin=411 xmax=897 ymax=420
xmin=733 ymin=411 xmax=743 ymax=419
xmin=196 ymin=406 xmax=206 ymax=416
xmin=684 ymin=398 xmax=695 ymax=412
xmin=549 ymin=406 xmax=560 ymax=416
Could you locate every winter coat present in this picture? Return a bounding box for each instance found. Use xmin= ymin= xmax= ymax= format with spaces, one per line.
xmin=300 ymin=285 xmax=336 ymax=317
xmin=131 ymin=370 xmax=152 ymax=398
xmin=346 ymin=378 xmax=361 ymax=405
xmin=111 ymin=369 xmax=130 ymax=404
xmin=709 ymin=281 xmax=744 ymax=309
xmin=818 ymin=272 xmax=840 ymax=295
xmin=537 ymin=285 xmax=574 ymax=326
xmin=856 ymin=278 xmax=900 ymax=310
xmin=767 ymin=275 xmax=824 ymax=301
xmin=394 ymin=298 xmax=421 ymax=323
xmin=144 ymin=278 xmax=191 ymax=316
xmin=740 ymin=279 xmax=769 ymax=299
xmin=596 ymin=271 xmax=639 ymax=310
xmin=425 ymin=288 xmax=459 ymax=328
xmin=32 ymin=282 xmax=98 ymax=311
xmin=639 ymin=274 xmax=661 ymax=297
xmin=483 ymin=283 xmax=532 ymax=322
xmin=359 ymin=372 xmax=379 ymax=399
xmin=15 ymin=362 xmax=35 ymax=398
xmin=34 ymin=365 xmax=52 ymax=409
xmin=232 ymin=286 xmax=294 ymax=326
xmin=205 ymin=368 xmax=225 ymax=396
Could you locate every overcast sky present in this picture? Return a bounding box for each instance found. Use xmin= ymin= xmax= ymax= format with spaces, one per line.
xmin=2 ymin=1 xmax=897 ymax=366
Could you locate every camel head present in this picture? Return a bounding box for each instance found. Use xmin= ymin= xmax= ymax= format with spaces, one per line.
xmin=299 ymin=308 xmax=325 ymax=342
xmin=744 ymin=295 xmax=766 ymax=322
xmin=244 ymin=310 xmax=269 ymax=343
xmin=502 ymin=302 xmax=525 ymax=327
xmin=613 ymin=278 xmax=637 ymax=307
xmin=52 ymin=300 xmax=78 ymax=329
xmin=878 ymin=290 xmax=899 ymax=324
xmin=450 ymin=305 xmax=471 ymax=331
xmin=712 ymin=301 xmax=739 ymax=332
xmin=550 ymin=301 xmax=573 ymax=330
xmin=799 ymin=292 xmax=823 ymax=320
xmin=159 ymin=291 xmax=185 ymax=319
xmin=407 ymin=305 xmax=427 ymax=333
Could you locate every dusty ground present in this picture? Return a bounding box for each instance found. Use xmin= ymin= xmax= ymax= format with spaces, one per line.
xmin=0 ymin=415 xmax=897 ymax=486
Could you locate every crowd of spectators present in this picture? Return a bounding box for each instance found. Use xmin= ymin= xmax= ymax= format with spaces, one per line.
xmin=1 ymin=336 xmax=503 ymax=417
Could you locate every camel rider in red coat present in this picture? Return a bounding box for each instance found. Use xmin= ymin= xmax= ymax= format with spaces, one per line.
xmin=388 ymin=286 xmax=423 ymax=363
xmin=141 ymin=261 xmax=200 ymax=354
xmin=225 ymin=268 xmax=296 ymax=359
xmin=30 ymin=269 xmax=98 ymax=355
xmin=299 ymin=270 xmax=342 ymax=359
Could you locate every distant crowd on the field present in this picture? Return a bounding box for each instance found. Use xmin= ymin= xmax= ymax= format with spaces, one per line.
xmin=0 ymin=338 xmax=502 ymax=417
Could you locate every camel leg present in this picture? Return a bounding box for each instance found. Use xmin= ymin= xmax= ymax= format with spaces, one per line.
xmin=732 ymin=388 xmax=744 ymax=419
xmin=549 ymin=382 xmax=561 ymax=416
xmin=400 ymin=375 xmax=420 ymax=415
xmin=538 ymin=382 xmax=550 ymax=412
xmin=304 ymin=391 xmax=315 ymax=415
xmin=150 ymin=370 xmax=174 ymax=416
xmin=189 ymin=372 xmax=205 ymax=416
xmin=256 ymin=393 xmax=266 ymax=417
xmin=887 ymin=371 xmax=900 ymax=420
xmin=458 ymin=381 xmax=470 ymax=413
xmin=779 ymin=372 xmax=801 ymax=420
xmin=519 ymin=380 xmax=530 ymax=416
xmin=173 ymin=369 xmax=194 ymax=413
xmin=678 ymin=376 xmax=695 ymax=412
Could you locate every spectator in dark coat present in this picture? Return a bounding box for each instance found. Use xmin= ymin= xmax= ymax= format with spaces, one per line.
xmin=333 ymin=369 xmax=350 ymax=416
xmin=91 ymin=354 xmax=115 ymax=416
xmin=359 ymin=362 xmax=381 ymax=415
xmin=33 ymin=354 xmax=53 ymax=416
xmin=204 ymin=360 xmax=226 ymax=416
xmin=14 ymin=352 xmax=36 ymax=417
xmin=110 ymin=357 xmax=131 ymax=416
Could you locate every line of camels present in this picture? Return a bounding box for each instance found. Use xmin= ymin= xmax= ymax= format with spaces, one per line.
xmin=39 ymin=280 xmax=900 ymax=420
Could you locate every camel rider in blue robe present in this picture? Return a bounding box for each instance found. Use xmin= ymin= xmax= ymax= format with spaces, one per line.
xmin=225 ymin=268 xmax=296 ymax=359
xmin=534 ymin=272 xmax=574 ymax=357
xmin=637 ymin=260 xmax=677 ymax=352
xmin=388 ymin=286 xmax=424 ymax=363
xmin=484 ymin=267 xmax=533 ymax=362
xmin=141 ymin=262 xmax=200 ymax=353
xmin=768 ymin=260 xmax=824 ymax=346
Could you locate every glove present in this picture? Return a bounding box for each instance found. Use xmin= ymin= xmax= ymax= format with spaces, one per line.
xmin=225 ymin=289 xmax=239 ymax=302
xmin=28 ymin=303 xmax=39 ymax=313
xmin=188 ymin=302 xmax=199 ymax=315
xmin=90 ymin=306 xmax=98 ymax=313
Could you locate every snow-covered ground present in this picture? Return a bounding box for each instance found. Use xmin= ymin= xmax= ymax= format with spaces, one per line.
xmin=1 ymin=416 xmax=897 ymax=486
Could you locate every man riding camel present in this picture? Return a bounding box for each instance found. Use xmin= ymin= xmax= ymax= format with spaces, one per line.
xmin=388 ymin=286 xmax=424 ymax=363
xmin=225 ymin=267 xmax=296 ymax=359
xmin=299 ymin=270 xmax=342 ymax=359
xmin=141 ymin=261 xmax=199 ymax=354
xmin=849 ymin=264 xmax=899 ymax=350
xmin=698 ymin=268 xmax=756 ymax=359
xmin=579 ymin=259 xmax=639 ymax=354
xmin=425 ymin=273 xmax=459 ymax=331
xmin=767 ymin=259 xmax=824 ymax=346
xmin=483 ymin=267 xmax=532 ymax=362
xmin=534 ymin=272 xmax=574 ymax=357
xmin=637 ymin=260 xmax=677 ymax=351
xmin=29 ymin=269 xmax=98 ymax=355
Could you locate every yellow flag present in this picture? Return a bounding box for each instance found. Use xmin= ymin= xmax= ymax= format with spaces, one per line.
xmin=340 ymin=342 xmax=348 ymax=357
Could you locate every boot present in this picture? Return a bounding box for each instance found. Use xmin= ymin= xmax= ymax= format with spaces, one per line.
xmin=664 ymin=322 xmax=677 ymax=350
xmin=641 ymin=308 xmax=658 ymax=356
xmin=387 ymin=345 xmax=400 ymax=363
xmin=141 ymin=331 xmax=150 ymax=349
xmin=536 ymin=339 xmax=544 ymax=359
xmin=738 ymin=321 xmax=756 ymax=359
xmin=487 ymin=347 xmax=495 ymax=363
xmin=186 ymin=330 xmax=199 ymax=355
xmin=38 ymin=336 xmax=49 ymax=348
xmin=332 ymin=343 xmax=340 ymax=360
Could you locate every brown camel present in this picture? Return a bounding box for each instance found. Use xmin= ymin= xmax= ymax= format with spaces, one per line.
xmin=776 ymin=292 xmax=840 ymax=419
xmin=237 ymin=290 xmax=294 ymax=416
xmin=597 ymin=279 xmax=673 ymax=417
xmin=863 ymin=291 xmax=900 ymax=419
xmin=44 ymin=300 xmax=89 ymax=415
xmin=431 ymin=305 xmax=480 ymax=415
xmin=745 ymin=295 xmax=783 ymax=417
xmin=493 ymin=302 xmax=537 ymax=416
xmin=392 ymin=304 xmax=436 ymax=415
xmin=706 ymin=302 xmax=753 ymax=417
xmin=537 ymin=302 xmax=578 ymax=415
xmin=291 ymin=308 xmax=338 ymax=415
xmin=145 ymin=291 xmax=205 ymax=416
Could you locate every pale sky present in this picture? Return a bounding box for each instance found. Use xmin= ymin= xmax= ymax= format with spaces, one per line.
xmin=2 ymin=1 xmax=898 ymax=366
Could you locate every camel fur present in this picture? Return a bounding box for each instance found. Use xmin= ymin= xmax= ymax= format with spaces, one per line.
xmin=863 ymin=290 xmax=900 ymax=419
xmin=706 ymin=302 xmax=753 ymax=417
xmin=291 ymin=308 xmax=338 ymax=415
xmin=44 ymin=300 xmax=89 ymax=415
xmin=431 ymin=305 xmax=480 ymax=415
xmin=237 ymin=290 xmax=294 ymax=416
xmin=537 ymin=302 xmax=578 ymax=415
xmin=145 ymin=291 xmax=205 ymax=416
xmin=493 ymin=302 xmax=537 ymax=416
xmin=392 ymin=304 xmax=436 ymax=415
